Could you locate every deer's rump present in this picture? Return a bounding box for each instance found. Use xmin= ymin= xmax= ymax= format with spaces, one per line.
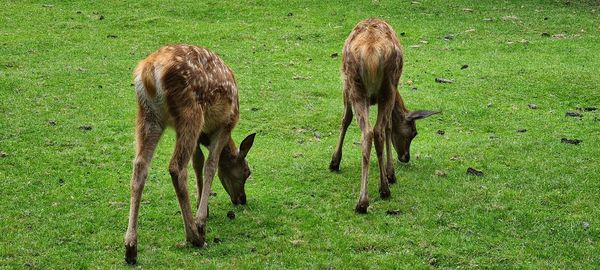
xmin=133 ymin=44 xmax=240 ymax=131
xmin=342 ymin=21 xmax=403 ymax=103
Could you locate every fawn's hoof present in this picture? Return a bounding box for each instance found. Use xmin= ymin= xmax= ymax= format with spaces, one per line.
xmin=193 ymin=223 xmax=206 ymax=248
xmin=379 ymin=187 xmax=391 ymax=199
xmin=190 ymin=238 xmax=205 ymax=248
xmin=355 ymin=201 xmax=369 ymax=214
xmin=387 ymin=173 xmax=397 ymax=184
xmin=124 ymin=244 xmax=137 ymax=265
xmin=329 ymin=160 xmax=340 ymax=172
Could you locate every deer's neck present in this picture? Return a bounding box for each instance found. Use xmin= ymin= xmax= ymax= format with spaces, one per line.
xmin=392 ymin=91 xmax=409 ymax=123
xmin=218 ymin=137 xmax=237 ymax=167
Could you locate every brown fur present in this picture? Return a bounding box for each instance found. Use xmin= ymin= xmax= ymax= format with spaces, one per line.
xmin=124 ymin=44 xmax=255 ymax=264
xmin=134 ymin=61 xmax=156 ymax=99
xmin=330 ymin=19 xmax=437 ymax=213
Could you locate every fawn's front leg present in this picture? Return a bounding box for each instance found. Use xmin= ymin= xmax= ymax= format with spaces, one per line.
xmin=195 ymin=129 xmax=229 ymax=245
xmin=169 ymin=118 xmax=203 ymax=247
xmin=192 ymin=143 xmax=205 ymax=210
xmin=385 ymin=119 xmax=396 ymax=184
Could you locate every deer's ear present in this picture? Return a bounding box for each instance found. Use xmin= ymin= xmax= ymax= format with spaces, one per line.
xmin=239 ymin=133 xmax=256 ymax=159
xmin=406 ymin=110 xmax=440 ymax=121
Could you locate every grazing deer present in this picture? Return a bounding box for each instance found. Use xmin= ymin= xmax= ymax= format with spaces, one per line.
xmin=329 ymin=19 xmax=438 ymax=213
xmin=124 ymin=44 xmax=256 ymax=264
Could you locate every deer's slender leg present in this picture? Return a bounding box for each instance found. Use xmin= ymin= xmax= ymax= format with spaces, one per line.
xmin=374 ymin=90 xmax=395 ymax=199
xmin=385 ymin=116 xmax=396 ymax=184
xmin=352 ymin=98 xmax=372 ymax=214
xmin=169 ymin=115 xmax=203 ymax=247
xmin=192 ymin=142 xmax=205 ymax=210
xmin=124 ymin=107 xmax=164 ymax=265
xmin=330 ymin=91 xmax=354 ymax=171
xmin=195 ymin=128 xmax=229 ymax=244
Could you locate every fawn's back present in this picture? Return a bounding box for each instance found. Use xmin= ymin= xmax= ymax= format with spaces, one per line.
xmin=133 ymin=44 xmax=239 ymax=132
xmin=342 ymin=19 xmax=403 ymax=101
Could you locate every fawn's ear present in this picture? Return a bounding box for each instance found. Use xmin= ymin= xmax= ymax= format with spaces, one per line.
xmin=406 ymin=110 xmax=440 ymax=121
xmin=239 ymin=133 xmax=256 ymax=159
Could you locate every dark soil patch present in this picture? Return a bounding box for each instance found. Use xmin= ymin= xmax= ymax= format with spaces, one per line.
xmin=577 ymin=107 xmax=597 ymax=112
xmin=561 ymin=138 xmax=582 ymax=145
xmin=467 ymin=167 xmax=484 ymax=177
xmin=79 ymin=125 xmax=92 ymax=131
xmin=435 ymin=77 xmax=453 ymax=83
xmin=386 ymin=209 xmax=402 ymax=215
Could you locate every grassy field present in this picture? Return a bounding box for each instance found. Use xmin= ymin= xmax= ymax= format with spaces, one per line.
xmin=1 ymin=0 xmax=599 ymax=268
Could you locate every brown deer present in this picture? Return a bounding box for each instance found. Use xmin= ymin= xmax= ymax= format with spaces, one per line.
xmin=124 ymin=44 xmax=256 ymax=264
xmin=329 ymin=19 xmax=438 ymax=213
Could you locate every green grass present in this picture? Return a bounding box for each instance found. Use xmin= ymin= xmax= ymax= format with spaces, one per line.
xmin=1 ymin=0 xmax=599 ymax=268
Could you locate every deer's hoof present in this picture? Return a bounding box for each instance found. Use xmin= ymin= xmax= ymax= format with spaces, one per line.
xmin=387 ymin=173 xmax=397 ymax=184
xmin=190 ymin=238 xmax=205 ymax=248
xmin=193 ymin=224 xmax=206 ymax=248
xmin=355 ymin=201 xmax=369 ymax=214
xmin=379 ymin=187 xmax=391 ymax=199
xmin=124 ymin=244 xmax=137 ymax=265
xmin=329 ymin=160 xmax=340 ymax=172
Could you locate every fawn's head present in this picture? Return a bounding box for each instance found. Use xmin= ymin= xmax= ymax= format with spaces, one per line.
xmin=218 ymin=133 xmax=256 ymax=205
xmin=391 ymin=111 xmax=439 ymax=163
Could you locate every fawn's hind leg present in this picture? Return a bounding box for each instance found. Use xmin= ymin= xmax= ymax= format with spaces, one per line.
xmin=352 ymin=98 xmax=372 ymax=214
xmin=330 ymin=96 xmax=353 ymax=172
xmin=124 ymin=105 xmax=164 ymax=265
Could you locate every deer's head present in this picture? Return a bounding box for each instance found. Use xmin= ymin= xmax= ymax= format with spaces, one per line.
xmin=218 ymin=133 xmax=256 ymax=205
xmin=391 ymin=111 xmax=439 ymax=163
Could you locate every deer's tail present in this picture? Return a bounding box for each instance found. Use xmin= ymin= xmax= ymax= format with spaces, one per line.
xmin=133 ymin=60 xmax=157 ymax=99
xmin=358 ymin=45 xmax=385 ymax=95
